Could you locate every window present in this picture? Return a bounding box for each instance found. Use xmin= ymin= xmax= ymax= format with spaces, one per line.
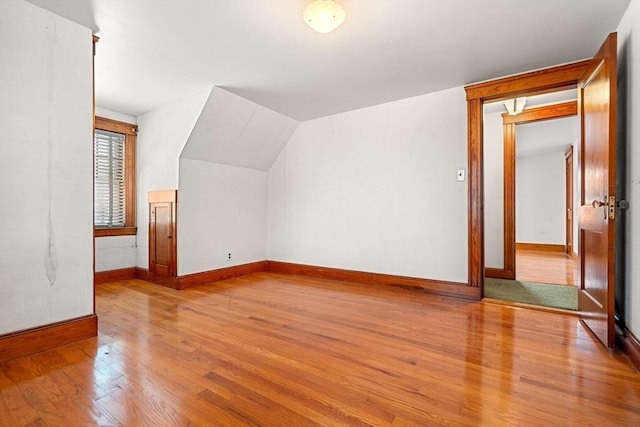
xmin=94 ymin=116 xmax=137 ymax=236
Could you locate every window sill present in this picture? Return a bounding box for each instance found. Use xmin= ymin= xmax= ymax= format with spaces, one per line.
xmin=94 ymin=227 xmax=137 ymax=237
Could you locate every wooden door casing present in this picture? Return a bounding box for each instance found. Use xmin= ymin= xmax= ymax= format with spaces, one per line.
xmin=565 ymin=146 xmax=574 ymax=256
xmin=465 ymin=60 xmax=590 ymax=291
xmin=578 ymin=33 xmax=617 ymax=348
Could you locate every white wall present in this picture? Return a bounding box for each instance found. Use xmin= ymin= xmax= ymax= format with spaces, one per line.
xmin=95 ymin=236 xmax=137 ymax=272
xmin=617 ymin=0 xmax=640 ymax=337
xmin=0 ymin=0 xmax=93 ymax=334
xmin=483 ymin=109 xmax=505 ymax=268
xmin=178 ymin=159 xmax=267 ymax=275
xmin=267 ymin=86 xmax=468 ymax=283
xmin=95 ymin=106 xmax=136 ymax=125
xmin=516 ymin=152 xmax=566 ymax=244
xmin=135 ymin=88 xmax=212 ymax=269
xmin=94 ymin=106 xmax=138 ymax=272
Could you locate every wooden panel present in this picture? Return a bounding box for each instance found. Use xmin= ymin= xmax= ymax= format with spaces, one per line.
xmin=153 ymin=205 xmax=171 ymax=271
xmin=565 ymin=146 xmax=574 ymax=255
xmin=578 ymin=33 xmax=617 ymax=348
xmin=178 ymin=261 xmax=268 ymax=289
xmin=149 ymin=194 xmax=177 ymax=280
xmin=95 ymin=267 xmax=136 ymax=284
xmin=266 ymin=261 xmax=479 ymax=300
xmin=3 ymin=276 xmax=639 ymax=425
xmin=515 ymin=243 xmax=566 ymax=252
xmin=465 ymin=60 xmax=590 ymax=102
xmin=0 ymin=315 xmax=97 ymax=363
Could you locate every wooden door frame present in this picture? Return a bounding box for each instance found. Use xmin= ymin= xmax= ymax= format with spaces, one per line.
xmin=564 ymin=145 xmax=574 ymax=256
xmin=464 ymin=60 xmax=590 ymax=293
xmin=485 ymin=101 xmax=578 ymax=280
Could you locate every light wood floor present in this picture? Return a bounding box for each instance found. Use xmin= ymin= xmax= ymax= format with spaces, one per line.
xmin=2 ymin=273 xmax=639 ymax=425
xmin=516 ymin=249 xmax=577 ymax=286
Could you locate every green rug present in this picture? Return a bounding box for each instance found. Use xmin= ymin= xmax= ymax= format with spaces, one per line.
xmin=485 ymin=278 xmax=578 ymax=311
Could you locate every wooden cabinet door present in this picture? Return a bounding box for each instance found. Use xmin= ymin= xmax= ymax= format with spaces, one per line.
xmin=149 ymin=191 xmax=177 ymax=278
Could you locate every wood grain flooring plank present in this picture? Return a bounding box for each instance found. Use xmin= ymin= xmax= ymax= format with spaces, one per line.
xmin=1 ymin=273 xmax=639 ymax=426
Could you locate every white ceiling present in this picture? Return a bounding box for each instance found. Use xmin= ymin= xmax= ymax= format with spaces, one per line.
xmin=27 ymin=0 xmax=630 ymax=121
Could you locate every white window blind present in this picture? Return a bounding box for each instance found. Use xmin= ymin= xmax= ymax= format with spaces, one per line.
xmin=94 ymin=129 xmax=126 ymax=227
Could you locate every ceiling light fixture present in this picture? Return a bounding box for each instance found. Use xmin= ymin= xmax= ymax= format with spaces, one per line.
xmin=303 ymin=0 xmax=346 ymax=34
xmin=503 ymin=97 xmax=527 ymax=115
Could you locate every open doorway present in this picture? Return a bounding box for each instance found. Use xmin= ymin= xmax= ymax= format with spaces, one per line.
xmin=483 ymin=90 xmax=580 ymax=310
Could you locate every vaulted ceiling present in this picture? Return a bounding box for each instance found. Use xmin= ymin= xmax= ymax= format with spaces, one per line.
xmin=28 ymin=0 xmax=630 ymax=121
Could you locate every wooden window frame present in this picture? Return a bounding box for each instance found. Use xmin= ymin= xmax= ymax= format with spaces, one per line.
xmin=94 ymin=116 xmax=137 ymax=237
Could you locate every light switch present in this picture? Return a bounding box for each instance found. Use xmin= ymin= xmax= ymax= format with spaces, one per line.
xmin=457 ymin=169 xmax=465 ymax=181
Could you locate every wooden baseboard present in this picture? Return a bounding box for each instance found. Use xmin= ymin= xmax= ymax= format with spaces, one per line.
xmin=0 ymin=314 xmax=97 ymax=363
xmin=178 ymin=261 xmax=267 ymax=289
xmin=136 ymin=260 xmax=480 ymax=300
xmin=516 ymin=243 xmax=566 ymax=252
xmin=266 ymin=261 xmax=479 ymax=300
xmin=135 ymin=267 xmax=149 ymax=281
xmin=135 ymin=267 xmax=179 ymax=289
xmin=485 ymin=267 xmax=515 ymax=280
xmin=95 ymin=267 xmax=136 ymax=284
xmin=617 ymin=327 xmax=640 ymax=372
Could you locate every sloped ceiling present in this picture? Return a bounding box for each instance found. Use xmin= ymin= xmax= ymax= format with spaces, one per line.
xmin=181 ymin=87 xmax=298 ymax=171
xmin=26 ymin=0 xmax=630 ymax=120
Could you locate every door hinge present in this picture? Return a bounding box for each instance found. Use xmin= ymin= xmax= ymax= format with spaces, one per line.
xmin=609 ymin=196 xmax=616 ymax=220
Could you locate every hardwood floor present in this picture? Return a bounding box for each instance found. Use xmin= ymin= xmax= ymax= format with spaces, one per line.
xmin=2 ymin=273 xmax=639 ymax=425
xmin=515 ymin=249 xmax=577 ymax=286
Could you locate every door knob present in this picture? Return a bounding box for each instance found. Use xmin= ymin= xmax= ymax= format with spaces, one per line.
xmin=592 ymin=200 xmax=605 ymax=208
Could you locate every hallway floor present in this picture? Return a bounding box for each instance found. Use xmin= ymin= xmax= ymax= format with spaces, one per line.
xmin=516 ymin=249 xmax=577 ymax=286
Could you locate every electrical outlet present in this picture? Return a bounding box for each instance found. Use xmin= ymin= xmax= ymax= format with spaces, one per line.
xmin=227 ymin=252 xmax=232 ymax=262
xmin=457 ymin=169 xmax=465 ymax=181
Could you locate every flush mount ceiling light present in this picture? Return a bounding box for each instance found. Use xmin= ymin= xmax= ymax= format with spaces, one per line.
xmin=303 ymin=0 xmax=346 ymax=34
xmin=503 ymin=97 xmax=527 ymax=115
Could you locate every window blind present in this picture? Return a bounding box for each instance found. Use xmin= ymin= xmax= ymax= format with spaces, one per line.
xmin=94 ymin=129 xmax=126 ymax=227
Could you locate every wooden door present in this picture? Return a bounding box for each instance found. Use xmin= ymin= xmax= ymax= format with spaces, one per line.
xmin=578 ymin=33 xmax=617 ymax=348
xmin=565 ymin=146 xmax=574 ymax=255
xmin=149 ymin=190 xmax=177 ymax=279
